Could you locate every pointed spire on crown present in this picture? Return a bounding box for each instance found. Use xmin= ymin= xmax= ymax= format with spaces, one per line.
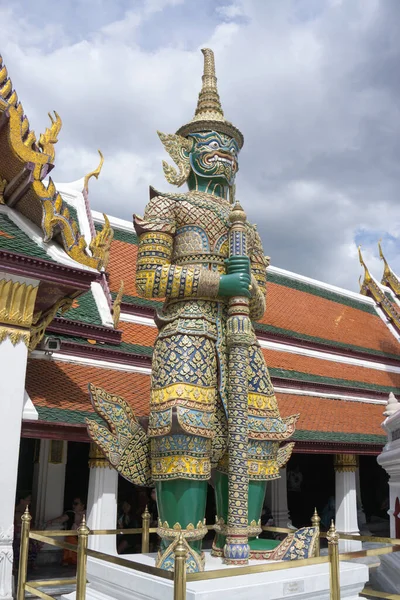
xmin=194 ymin=49 xmax=224 ymax=122
xmin=176 ymin=48 xmax=244 ymax=148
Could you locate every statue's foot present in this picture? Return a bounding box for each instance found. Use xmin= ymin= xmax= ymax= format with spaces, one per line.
xmin=249 ymin=527 xmax=318 ymax=561
xmin=156 ymin=537 xmax=205 ymax=573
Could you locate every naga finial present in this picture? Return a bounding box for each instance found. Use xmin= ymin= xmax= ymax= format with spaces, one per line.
xmin=378 ymin=239 xmax=392 ymax=280
xmin=358 ymin=245 xmax=372 ymax=289
xmin=84 ymin=150 xmax=104 ymax=192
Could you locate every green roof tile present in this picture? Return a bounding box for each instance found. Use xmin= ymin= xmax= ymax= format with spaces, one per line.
xmin=60 ymin=290 xmax=102 ymax=325
xmin=292 ymin=429 xmax=385 ymax=445
xmin=0 ymin=213 xmax=55 ymax=262
xmin=36 ymin=405 xmax=102 ymax=425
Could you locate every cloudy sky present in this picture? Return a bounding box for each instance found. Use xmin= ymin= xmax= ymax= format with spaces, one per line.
xmin=2 ymin=0 xmax=400 ymax=291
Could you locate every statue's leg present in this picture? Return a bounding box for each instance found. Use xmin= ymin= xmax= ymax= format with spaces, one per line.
xmin=150 ymin=332 xmax=217 ymax=571
xmin=212 ymin=472 xmax=267 ymax=554
xmin=156 ymin=479 xmax=208 ymax=556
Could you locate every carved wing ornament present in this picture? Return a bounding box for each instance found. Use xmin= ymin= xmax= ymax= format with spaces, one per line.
xmin=157 ymin=131 xmax=193 ymax=186
xmin=86 ymin=384 xmax=152 ymax=486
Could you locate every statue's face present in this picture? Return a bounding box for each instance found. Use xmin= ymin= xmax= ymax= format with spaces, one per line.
xmin=188 ymin=131 xmax=239 ymax=185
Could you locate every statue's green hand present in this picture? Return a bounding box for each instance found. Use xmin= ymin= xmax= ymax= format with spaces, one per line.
xmin=225 ymin=256 xmax=251 ymax=276
xmin=219 ymin=273 xmax=251 ymax=298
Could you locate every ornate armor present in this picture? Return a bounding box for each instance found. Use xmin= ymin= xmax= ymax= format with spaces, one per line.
xmin=86 ymin=48 xmax=319 ymax=573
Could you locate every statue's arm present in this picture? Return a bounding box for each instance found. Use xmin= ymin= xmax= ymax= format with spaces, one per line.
xmin=249 ymin=228 xmax=268 ymax=321
xmin=133 ymin=195 xmax=220 ymax=300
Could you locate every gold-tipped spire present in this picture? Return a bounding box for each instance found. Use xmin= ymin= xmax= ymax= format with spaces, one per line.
xmin=176 ymin=48 xmax=244 ymax=148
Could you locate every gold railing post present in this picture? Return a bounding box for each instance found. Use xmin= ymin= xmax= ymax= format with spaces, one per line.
xmin=76 ymin=515 xmax=90 ymax=600
xmin=141 ymin=505 xmax=151 ymax=554
xmin=327 ymin=520 xmax=340 ymax=600
xmin=17 ymin=506 xmax=32 ymax=600
xmin=311 ymin=507 xmax=321 ymax=557
xmin=173 ymin=533 xmax=187 ymax=600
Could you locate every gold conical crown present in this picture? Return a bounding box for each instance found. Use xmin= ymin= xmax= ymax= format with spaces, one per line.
xmin=176 ymin=48 xmax=244 ymax=148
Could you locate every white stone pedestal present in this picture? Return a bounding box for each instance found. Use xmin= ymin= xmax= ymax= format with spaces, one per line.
xmin=62 ymin=551 xmax=368 ymax=600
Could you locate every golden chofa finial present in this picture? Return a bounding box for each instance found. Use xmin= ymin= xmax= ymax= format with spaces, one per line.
xmin=358 ymin=245 xmax=372 ymax=288
xmin=84 ymin=150 xmax=104 ymax=192
xmin=176 ymin=48 xmax=244 ymax=149
xmin=378 ymin=239 xmax=392 ymax=279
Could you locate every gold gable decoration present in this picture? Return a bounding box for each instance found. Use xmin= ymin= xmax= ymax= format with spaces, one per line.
xmin=89 ymin=214 xmax=114 ymax=271
xmin=358 ymin=245 xmax=400 ymax=331
xmin=112 ymin=280 xmax=124 ymax=328
xmin=0 ymin=55 xmax=108 ymax=272
xmin=379 ymin=241 xmax=400 ymax=296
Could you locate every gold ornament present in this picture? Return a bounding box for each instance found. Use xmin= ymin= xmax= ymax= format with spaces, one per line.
xmin=84 ymin=150 xmax=104 ymax=192
xmin=112 ymin=280 xmax=124 ymax=328
xmin=333 ymin=453 xmax=358 ymax=472
xmin=89 ymin=213 xmax=114 ymax=270
xmin=157 ymin=131 xmax=192 ymax=186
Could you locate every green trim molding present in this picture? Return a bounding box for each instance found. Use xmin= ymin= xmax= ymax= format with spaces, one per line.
xmin=35 ymin=406 xmax=386 ymax=445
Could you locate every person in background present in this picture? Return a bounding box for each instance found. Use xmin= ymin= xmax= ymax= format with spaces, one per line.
xmin=321 ymin=496 xmax=335 ymax=530
xmin=13 ymin=492 xmax=42 ymax=573
xmin=147 ymin=488 xmax=159 ymax=552
xmin=47 ymin=497 xmax=86 ymax=566
xmin=117 ymin=500 xmax=140 ymax=554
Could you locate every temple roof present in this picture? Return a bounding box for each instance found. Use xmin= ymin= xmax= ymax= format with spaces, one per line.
xmin=19 ymin=213 xmax=400 ymax=454
xmin=25 ymin=357 xmax=386 ymax=449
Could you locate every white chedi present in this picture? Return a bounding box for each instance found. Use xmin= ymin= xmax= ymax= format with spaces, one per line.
xmin=383 ymin=392 xmax=400 ymax=417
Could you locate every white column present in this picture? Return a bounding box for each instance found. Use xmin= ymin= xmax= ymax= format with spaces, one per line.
xmin=86 ymin=444 xmax=118 ymax=554
xmin=31 ymin=440 xmax=68 ymax=565
xmin=33 ymin=440 xmax=68 ymax=525
xmin=334 ymin=454 xmax=362 ymax=552
xmin=355 ymin=466 xmax=370 ymax=534
xmin=0 ymin=274 xmax=38 ymax=600
xmin=270 ymin=467 xmax=290 ymax=528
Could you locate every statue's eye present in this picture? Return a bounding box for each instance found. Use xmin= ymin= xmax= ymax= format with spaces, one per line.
xmin=231 ymin=148 xmax=236 ymax=156
xmin=209 ymin=141 xmax=219 ymax=150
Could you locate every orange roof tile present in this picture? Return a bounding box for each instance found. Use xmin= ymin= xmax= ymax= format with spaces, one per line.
xmin=119 ymin=321 xmax=157 ymax=347
xmin=26 ymin=358 xmax=385 ymax=439
xmin=276 ymin=392 xmax=384 ymax=437
xmin=263 ymin=348 xmax=400 ymax=389
xmin=108 ymin=240 xmax=138 ymax=296
xmin=264 ymin=281 xmax=398 ymax=355
xmin=26 ymin=359 xmax=150 ymax=416
xmin=106 ymin=239 xmax=399 ymax=355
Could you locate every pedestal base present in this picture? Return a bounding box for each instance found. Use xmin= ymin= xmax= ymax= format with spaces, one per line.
xmin=62 ymin=550 xmax=368 ymax=600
